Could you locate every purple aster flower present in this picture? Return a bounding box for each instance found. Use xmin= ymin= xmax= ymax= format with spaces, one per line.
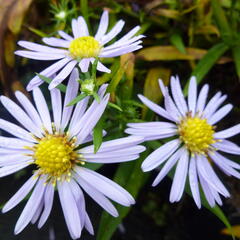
xmin=15 ymin=10 xmax=144 ymax=91
xmin=126 ymin=76 xmax=240 ymax=208
xmin=0 ymin=68 xmax=145 ymax=239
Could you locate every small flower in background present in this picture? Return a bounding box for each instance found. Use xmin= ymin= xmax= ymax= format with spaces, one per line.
xmin=0 ymin=68 xmax=145 ymax=239
xmin=15 ymin=10 xmax=144 ymax=91
xmin=126 ymin=76 xmax=240 ymax=208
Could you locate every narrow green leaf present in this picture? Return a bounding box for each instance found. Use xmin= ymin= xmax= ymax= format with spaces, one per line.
xmin=211 ymin=0 xmax=232 ymax=41
xmin=36 ymin=73 xmax=67 ymax=92
xmin=108 ymin=102 xmax=123 ymax=112
xmin=170 ymin=33 xmax=186 ymax=54
xmin=97 ymin=152 xmax=149 ymax=240
xmin=28 ymin=27 xmax=47 ymax=37
xmin=184 ymin=42 xmax=229 ymax=94
xmin=232 ymin=45 xmax=240 ymax=78
xmin=93 ymin=116 xmax=104 ymax=153
xmin=67 ymin=93 xmax=87 ymax=106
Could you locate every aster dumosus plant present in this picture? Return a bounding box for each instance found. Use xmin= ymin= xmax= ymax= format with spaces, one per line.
xmin=126 ymin=76 xmax=240 ymax=208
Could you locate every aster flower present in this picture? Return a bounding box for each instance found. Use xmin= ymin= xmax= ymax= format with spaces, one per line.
xmin=15 ymin=10 xmax=144 ymax=91
xmin=0 ymin=68 xmax=145 ymax=239
xmin=125 ymin=76 xmax=240 ymax=208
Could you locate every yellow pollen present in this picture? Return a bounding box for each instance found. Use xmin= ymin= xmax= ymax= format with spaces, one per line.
xmin=34 ymin=135 xmax=78 ymax=177
xmin=178 ymin=116 xmax=216 ymax=154
xmin=69 ymin=36 xmax=101 ymax=59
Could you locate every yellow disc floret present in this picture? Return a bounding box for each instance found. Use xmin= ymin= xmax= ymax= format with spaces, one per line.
xmin=34 ymin=134 xmax=78 ymax=178
xmin=178 ymin=116 xmax=216 ymax=154
xmin=69 ymin=36 xmax=101 ymax=59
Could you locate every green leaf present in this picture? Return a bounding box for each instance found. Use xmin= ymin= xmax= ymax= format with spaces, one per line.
xmin=184 ymin=42 xmax=229 ymax=94
xmin=93 ymin=116 xmax=104 ymax=153
xmin=170 ymin=33 xmax=186 ymax=54
xmin=36 ymin=73 xmax=67 ymax=93
xmin=108 ymin=102 xmax=123 ymax=112
xmin=96 ymin=151 xmax=149 ymax=240
xmin=232 ymin=45 xmax=240 ymax=78
xmin=66 ymin=93 xmax=87 ymax=106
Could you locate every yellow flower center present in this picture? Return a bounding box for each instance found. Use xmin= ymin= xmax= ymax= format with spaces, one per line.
xmin=178 ymin=116 xmax=216 ymax=154
xmin=69 ymin=36 xmax=101 ymax=59
xmin=34 ymin=134 xmax=78 ymax=178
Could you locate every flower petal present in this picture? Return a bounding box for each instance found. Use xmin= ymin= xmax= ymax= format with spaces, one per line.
xmin=49 ymin=60 xmax=78 ymax=90
xmin=61 ymin=68 xmax=79 ymax=130
xmin=141 ymin=139 xmax=180 ymax=172
xmin=196 ymin=84 xmax=209 ymax=114
xmin=75 ymin=166 xmax=135 ymax=206
xmin=169 ymin=149 xmax=189 ymax=202
xmin=50 ymin=88 xmax=62 ymax=131
xmin=208 ymin=104 xmax=233 ymax=125
xmin=214 ymin=124 xmax=240 ymax=139
xmin=152 ymin=147 xmax=183 ymax=186
xmin=188 ymin=76 xmax=197 ymax=116
xmin=14 ymin=178 xmax=46 ymax=234
xmin=95 ymin=10 xmax=109 ymax=40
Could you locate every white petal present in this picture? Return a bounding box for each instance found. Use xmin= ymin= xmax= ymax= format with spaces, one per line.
xmin=213 ymin=140 xmax=240 ymax=155
xmin=138 ymin=94 xmax=174 ymax=121
xmin=0 ymin=118 xmax=35 ymax=142
xmin=58 ymin=181 xmax=82 ymax=239
xmin=61 ymin=68 xmax=79 ymax=130
xmin=2 ymin=175 xmax=38 ymax=213
xmin=0 ymin=136 xmax=32 ymax=149
xmin=49 ymin=60 xmax=78 ymax=90
xmin=95 ymin=10 xmax=109 ymax=40
xmin=31 ymin=200 xmax=44 ymax=224
xmin=210 ymin=151 xmax=240 ymax=170
xmin=208 ymin=104 xmax=233 ymax=125
xmin=152 ymin=147 xmax=183 ymax=186
xmin=170 ymin=76 xmax=188 ymax=115
xmin=141 ymin=139 xmax=180 ymax=172
xmin=202 ymin=92 xmax=222 ymax=117
xmin=188 ymin=156 xmax=201 ymax=208
xmin=100 ymin=44 xmax=142 ymax=58
xmin=197 ymin=155 xmax=229 ymax=197
xmin=204 ymin=94 xmax=227 ymax=119
xmin=96 ymin=61 xmax=111 ymax=73
xmin=75 ymin=166 xmax=135 ymax=206
xmin=38 ymin=183 xmax=54 ymax=228
xmin=101 ymin=20 xmax=125 ymax=45
xmin=74 ymin=174 xmax=118 ymax=217
xmin=0 ymin=96 xmax=42 ymax=137
xmin=209 ymin=152 xmax=240 ymax=178
xmin=15 ymin=91 xmax=42 ymax=129
xmin=69 ymin=96 xmax=89 ymax=134
xmin=79 ymin=58 xmax=91 ymax=72
xmin=50 ymin=88 xmax=62 ymax=131
xmin=18 ymin=40 xmax=68 ymax=54
xmin=14 ymin=178 xmax=46 ymax=234
xmin=196 ymin=84 xmax=209 ymax=114
xmin=169 ymin=149 xmax=189 ymax=202
xmin=0 ymin=154 xmax=32 ymax=167
xmin=26 ymin=57 xmax=71 ymax=91
xmin=15 ymin=50 xmax=65 ymax=60
xmin=79 ymin=136 xmax=143 ymax=153
xmin=198 ymin=173 xmax=215 ymax=207
xmin=188 ymin=76 xmax=197 ymax=116
xmin=76 ymin=94 xmax=110 ymax=144
xmin=0 ymin=163 xmax=30 ymax=177
xmin=127 ymin=121 xmax=176 ymax=129
xmin=42 ymin=37 xmax=70 ymax=48
xmin=214 ymin=124 xmax=240 ymax=139
xmin=164 ymin=91 xmax=181 ymax=122
xmin=58 ymin=30 xmax=73 ymax=41
xmin=33 ymin=87 xmax=52 ymax=133
xmin=77 ymin=16 xmax=89 ymax=37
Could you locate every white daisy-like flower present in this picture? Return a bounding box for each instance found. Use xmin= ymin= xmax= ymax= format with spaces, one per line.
xmin=125 ymin=76 xmax=240 ymax=208
xmin=0 ymin=68 xmax=145 ymax=239
xmin=15 ymin=10 xmax=144 ymax=91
